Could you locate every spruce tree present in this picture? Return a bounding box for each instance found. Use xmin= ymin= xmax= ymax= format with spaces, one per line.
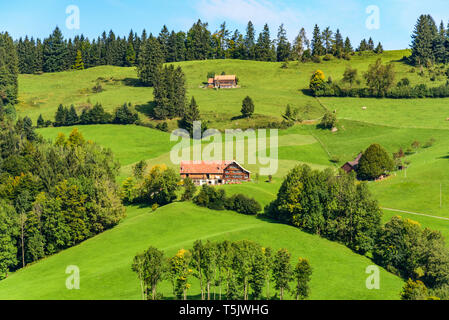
xmin=411 ymin=14 xmax=438 ymax=65
xmin=255 ymin=24 xmax=272 ymax=61
xmin=125 ymin=42 xmax=136 ymax=66
xmin=67 ymin=105 xmax=79 ymax=125
xmin=241 ymin=96 xmax=255 ymax=118
xmin=73 ymin=50 xmax=84 ymax=70
xmin=0 ymin=32 xmax=19 ymax=104
xmin=344 ymin=37 xmax=353 ymax=53
xmin=54 ymin=104 xmax=67 ymax=127
xmin=137 ymin=36 xmax=164 ymax=87
xmin=37 ymin=114 xmax=45 ymax=128
xmin=43 ymin=27 xmax=68 ymax=72
xmin=244 ymin=21 xmax=256 ymax=60
xmin=180 ymin=97 xmax=202 ymax=136
xmin=276 ymin=24 xmax=291 ymax=62
xmin=311 ymin=25 xmax=325 ymax=56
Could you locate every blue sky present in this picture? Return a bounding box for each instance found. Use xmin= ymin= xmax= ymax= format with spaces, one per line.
xmin=1 ymin=0 xmax=449 ymax=50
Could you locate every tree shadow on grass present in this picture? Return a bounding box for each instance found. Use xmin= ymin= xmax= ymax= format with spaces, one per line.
xmin=135 ymin=101 xmax=156 ymax=118
xmin=122 ymin=77 xmax=148 ymax=88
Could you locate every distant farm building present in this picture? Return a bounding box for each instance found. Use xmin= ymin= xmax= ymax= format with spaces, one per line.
xmin=180 ymin=160 xmax=250 ymax=185
xmin=208 ymin=75 xmax=237 ymax=89
xmin=341 ymin=153 xmax=362 ymax=174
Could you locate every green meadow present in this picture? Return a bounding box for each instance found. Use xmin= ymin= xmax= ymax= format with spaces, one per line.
xmin=3 ymin=49 xmax=449 ymax=299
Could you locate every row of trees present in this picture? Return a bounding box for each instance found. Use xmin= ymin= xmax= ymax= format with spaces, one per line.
xmin=266 ymin=164 xmax=449 ymax=297
xmin=266 ymin=164 xmax=382 ymax=254
xmin=14 ymin=22 xmax=384 ymax=76
xmin=310 ymin=59 xmax=396 ymax=97
xmin=52 ymin=102 xmax=139 ymax=127
xmin=193 ymin=184 xmax=262 ymax=215
xmin=311 ymin=61 xmax=449 ymax=99
xmin=0 ymin=118 xmax=125 ymax=278
xmin=132 ymin=240 xmax=312 ymax=300
xmin=0 ymin=32 xmax=19 ymax=105
xmin=410 ymin=15 xmax=449 ymax=66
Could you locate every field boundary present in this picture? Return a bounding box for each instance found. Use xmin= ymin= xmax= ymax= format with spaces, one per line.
xmin=382 ymin=207 xmax=449 ymax=221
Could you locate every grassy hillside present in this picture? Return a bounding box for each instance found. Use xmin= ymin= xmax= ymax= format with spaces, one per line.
xmin=6 ymin=49 xmax=449 ymax=300
xmin=21 ymin=49 xmax=449 ymax=130
xmin=0 ymin=202 xmax=403 ymax=300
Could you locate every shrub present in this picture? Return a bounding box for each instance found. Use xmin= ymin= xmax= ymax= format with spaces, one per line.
xmin=357 ymin=143 xmax=394 ymax=180
xmin=319 ymin=111 xmax=337 ymax=129
xmin=193 ymin=185 xmax=226 ymax=210
xmin=311 ymin=55 xmax=321 ymax=63
xmin=227 ymin=194 xmax=261 ymax=215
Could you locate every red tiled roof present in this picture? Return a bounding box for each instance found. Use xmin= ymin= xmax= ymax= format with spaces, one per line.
xmin=214 ymin=75 xmax=236 ymax=81
xmin=180 ymin=161 xmax=233 ymax=174
xmin=180 ymin=160 xmax=250 ymax=174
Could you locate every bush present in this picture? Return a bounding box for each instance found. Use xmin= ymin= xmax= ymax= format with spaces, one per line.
xmin=193 ymin=185 xmax=226 ymax=210
xmin=318 ymin=111 xmax=337 ymax=129
xmin=357 ymin=143 xmax=394 ymax=180
xmin=227 ymin=194 xmax=261 ymax=215
xmin=311 ymin=55 xmax=321 ymax=63
xmin=374 ymin=216 xmax=449 ymax=289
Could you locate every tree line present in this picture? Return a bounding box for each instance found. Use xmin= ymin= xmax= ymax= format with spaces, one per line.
xmin=0 ymin=116 xmax=125 ymax=278
xmin=132 ymin=240 xmax=312 ymax=300
xmin=410 ymin=14 xmax=449 ymax=66
xmin=266 ymin=163 xmax=449 ymax=299
xmin=12 ymin=21 xmax=385 ymax=76
xmin=310 ymin=59 xmax=449 ymax=99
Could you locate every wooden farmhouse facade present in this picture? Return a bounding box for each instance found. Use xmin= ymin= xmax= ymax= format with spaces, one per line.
xmin=208 ymin=75 xmax=237 ymax=89
xmin=180 ymin=161 xmax=250 ymax=185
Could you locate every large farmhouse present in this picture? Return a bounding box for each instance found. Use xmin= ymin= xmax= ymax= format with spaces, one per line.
xmin=341 ymin=153 xmax=362 ymax=174
xmin=180 ymin=160 xmax=250 ymax=185
xmin=208 ymin=75 xmax=237 ymax=89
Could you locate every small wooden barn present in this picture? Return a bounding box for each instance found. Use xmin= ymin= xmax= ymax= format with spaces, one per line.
xmin=208 ymin=75 xmax=237 ymax=89
xmin=341 ymin=153 xmax=363 ymax=174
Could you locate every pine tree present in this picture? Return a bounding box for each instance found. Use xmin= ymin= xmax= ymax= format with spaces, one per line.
xmin=137 ymin=36 xmax=164 ymax=87
xmin=358 ymin=39 xmax=368 ymax=52
xmin=180 ymin=97 xmax=202 ymax=136
xmin=411 ymin=14 xmax=438 ymax=66
xmin=276 ymin=24 xmax=291 ymax=62
xmin=54 ymin=104 xmax=67 ymax=127
xmin=37 ymin=114 xmax=45 ymax=128
xmin=333 ymin=29 xmax=344 ymax=57
xmin=186 ymin=20 xmax=212 ymax=60
xmin=244 ymin=21 xmax=256 ymax=60
xmin=344 ymin=37 xmax=353 ymax=53
xmin=292 ymin=28 xmax=309 ymax=61
xmin=374 ymin=42 xmax=384 ymax=54
xmin=241 ymin=96 xmax=255 ymax=118
xmin=0 ymin=32 xmax=19 ymax=104
xmin=67 ymin=105 xmax=79 ymax=125
xmin=43 ymin=27 xmax=68 ymax=72
xmin=321 ymin=27 xmax=333 ymax=54
xmin=368 ymin=37 xmax=375 ymax=51
xmin=158 ymin=25 xmax=170 ymax=62
xmin=255 ymin=24 xmax=272 ymax=61
xmin=73 ymin=50 xmax=84 ymax=70
xmin=125 ymin=42 xmax=136 ymax=66
xmin=311 ymin=25 xmax=325 ymax=56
